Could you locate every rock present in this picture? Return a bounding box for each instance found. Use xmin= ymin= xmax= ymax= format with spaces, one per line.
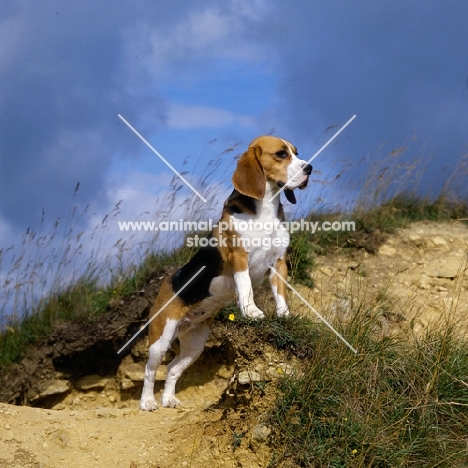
xmin=379 ymin=312 xmax=408 ymax=337
xmin=238 ymin=370 xmax=262 ymax=385
xmin=217 ymin=365 xmax=234 ymax=379
xmin=418 ymin=281 xmax=431 ymax=290
xmin=267 ymin=366 xmax=281 ymax=379
xmin=380 ymin=311 xmax=406 ymax=323
xmin=250 ymin=424 xmax=272 ymax=452
xmin=408 ymin=232 xmax=423 ymax=246
xmin=52 ymin=430 xmax=70 ymax=448
xmin=278 ymin=363 xmax=295 ymax=376
xmin=76 ymin=375 xmax=109 ymax=391
xmin=130 ymin=338 xmax=148 ymax=360
xmin=95 ymin=408 xmax=117 ymax=418
xmin=120 ymin=379 xmax=135 ymax=391
xmin=330 ymin=296 xmax=351 ymax=316
xmin=428 ymin=268 xmax=456 ymax=279
xmin=428 ymin=236 xmax=448 ymax=248
xmin=32 ymin=379 xmax=71 ymax=401
xmin=378 ymin=245 xmax=396 ymax=257
xmin=155 ymin=366 xmax=167 ymax=381
xmin=119 ymin=361 xmax=144 ymax=382
xmin=267 ymin=363 xmax=296 ymax=380
xmin=252 ymin=424 xmax=271 ymax=442
xmin=319 ymin=266 xmax=335 ymax=277
xmin=125 ymin=369 xmax=145 ymax=382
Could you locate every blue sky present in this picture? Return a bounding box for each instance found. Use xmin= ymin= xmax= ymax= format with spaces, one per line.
xmin=1 ymin=0 xmax=468 ymax=249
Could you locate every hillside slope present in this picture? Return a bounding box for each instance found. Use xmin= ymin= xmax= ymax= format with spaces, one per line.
xmin=288 ymin=220 xmax=468 ymax=339
xmin=0 ymin=220 xmax=467 ymax=467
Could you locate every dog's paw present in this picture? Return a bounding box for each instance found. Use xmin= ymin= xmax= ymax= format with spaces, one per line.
xmin=140 ymin=398 xmax=158 ymax=411
xmin=276 ymin=306 xmax=290 ymax=318
xmin=243 ymin=305 xmax=265 ymax=320
xmin=161 ymin=395 xmax=180 ymax=408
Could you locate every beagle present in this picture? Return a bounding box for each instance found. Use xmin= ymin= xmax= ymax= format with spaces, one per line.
xmin=140 ymin=135 xmax=312 ymax=410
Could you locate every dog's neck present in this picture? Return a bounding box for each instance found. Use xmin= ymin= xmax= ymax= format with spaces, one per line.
xmin=256 ymin=181 xmax=282 ymax=218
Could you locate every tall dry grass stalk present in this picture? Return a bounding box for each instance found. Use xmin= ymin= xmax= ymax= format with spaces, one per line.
xmin=1 ymin=137 xmax=467 ymax=368
xmin=0 ymin=142 xmax=237 ymax=328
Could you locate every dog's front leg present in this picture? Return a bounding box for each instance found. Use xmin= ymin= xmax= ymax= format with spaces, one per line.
xmin=269 ymin=255 xmax=290 ymax=317
xmin=233 ymin=251 xmax=264 ymax=319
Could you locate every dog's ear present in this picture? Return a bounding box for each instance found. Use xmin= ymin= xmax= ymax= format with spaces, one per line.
xmin=232 ymin=146 xmax=265 ymax=200
xmin=284 ymin=189 xmax=297 ymax=204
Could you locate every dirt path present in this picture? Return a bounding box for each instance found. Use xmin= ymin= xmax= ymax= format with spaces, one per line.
xmin=0 ymin=401 xmax=271 ymax=468
xmin=0 ymin=321 xmax=280 ymax=468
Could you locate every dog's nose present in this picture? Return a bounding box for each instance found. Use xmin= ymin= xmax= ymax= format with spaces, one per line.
xmin=303 ymin=164 xmax=312 ymax=176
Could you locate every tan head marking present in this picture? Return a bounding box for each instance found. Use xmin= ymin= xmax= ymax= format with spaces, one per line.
xmin=232 ymin=145 xmax=265 ymax=200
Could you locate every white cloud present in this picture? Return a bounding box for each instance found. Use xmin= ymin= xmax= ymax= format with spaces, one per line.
xmin=149 ymin=2 xmax=264 ymax=62
xmin=122 ymin=0 xmax=268 ymax=82
xmin=82 ymin=168 xmax=230 ymax=262
xmin=166 ymin=103 xmax=255 ymax=129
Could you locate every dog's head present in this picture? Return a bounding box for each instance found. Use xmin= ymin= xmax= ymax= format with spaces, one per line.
xmin=232 ymin=135 xmax=312 ymax=204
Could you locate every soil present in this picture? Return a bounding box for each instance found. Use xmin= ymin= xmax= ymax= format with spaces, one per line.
xmin=0 ymin=319 xmax=284 ymax=468
xmin=0 ymin=220 xmax=467 ymax=467
xmin=290 ymin=220 xmax=468 ymax=338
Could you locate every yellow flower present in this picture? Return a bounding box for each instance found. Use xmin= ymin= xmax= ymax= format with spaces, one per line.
xmin=228 ymin=313 xmax=235 ymax=321
xmin=352 ymin=449 xmax=358 ymax=455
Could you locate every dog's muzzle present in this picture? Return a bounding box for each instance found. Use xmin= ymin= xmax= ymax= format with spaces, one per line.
xmin=297 ymin=163 xmax=312 ymax=190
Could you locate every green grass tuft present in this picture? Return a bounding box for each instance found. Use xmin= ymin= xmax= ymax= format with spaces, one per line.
xmin=0 ymin=248 xmax=194 ymax=375
xmin=268 ymin=315 xmax=468 ymax=467
xmin=289 ymin=231 xmax=316 ymax=288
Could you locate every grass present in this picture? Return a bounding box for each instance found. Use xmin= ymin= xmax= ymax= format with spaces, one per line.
xmin=267 ymin=314 xmax=468 ymax=467
xmin=221 ymin=308 xmax=468 ymax=466
xmin=224 ymin=312 xmax=319 ymax=360
xmin=261 ymin=147 xmax=468 ymax=465
xmin=288 ymin=231 xmax=316 ymax=287
xmin=0 ymin=153 xmax=220 ymax=374
xmin=0 ymin=199 xmax=204 ymax=375
xmin=0 ymin=238 xmax=197 ymax=375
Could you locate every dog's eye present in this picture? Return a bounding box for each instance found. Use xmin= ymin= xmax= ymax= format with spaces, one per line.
xmin=275 ymin=150 xmax=288 ymax=159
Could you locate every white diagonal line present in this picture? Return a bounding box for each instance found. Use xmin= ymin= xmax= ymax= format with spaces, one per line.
xmin=269 ymin=114 xmax=356 ymax=203
xmin=118 ymin=114 xmax=207 ymax=203
xmin=270 ymin=267 xmax=357 ymax=353
xmin=117 ymin=266 xmax=206 ymax=354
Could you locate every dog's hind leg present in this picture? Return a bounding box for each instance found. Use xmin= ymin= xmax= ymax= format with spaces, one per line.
xmin=140 ymin=317 xmax=180 ymax=411
xmin=161 ymin=320 xmax=211 ymax=408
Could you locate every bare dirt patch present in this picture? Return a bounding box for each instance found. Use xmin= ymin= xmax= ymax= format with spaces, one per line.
xmin=290 ymin=220 xmax=468 ymax=338
xmin=0 ymin=270 xmax=293 ymax=468
xmin=0 ymin=319 xmax=292 ymax=467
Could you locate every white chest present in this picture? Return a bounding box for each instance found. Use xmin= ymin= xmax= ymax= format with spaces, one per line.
xmin=229 ymin=200 xmax=289 ymax=286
